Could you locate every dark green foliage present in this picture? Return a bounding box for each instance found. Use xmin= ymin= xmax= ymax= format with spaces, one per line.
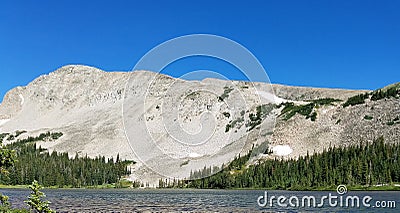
xmin=343 ymin=93 xmax=370 ymax=108
xmin=225 ymin=124 xmax=232 ymax=132
xmin=249 ymin=142 xmax=269 ymax=157
xmin=1 ymin=180 xmax=57 ymax=212
xmin=279 ymin=98 xmax=340 ymax=122
xmin=25 ymin=180 xmax=55 ymax=213
xmin=1 ymin=133 xmax=31 ymax=212
xmin=342 ymin=86 xmax=399 ymax=108
xmin=279 ymin=102 xmax=295 ymax=113
xmin=49 ymin=132 xmax=63 ymax=140
xmin=364 ymin=115 xmax=373 ymax=120
xmin=309 ymin=98 xmax=341 ymax=105
xmin=386 ymin=116 xmax=400 ymax=126
xmin=36 ymin=132 xmax=63 ymax=141
xmin=222 ymin=112 xmax=230 ymax=118
xmin=0 ymin=134 xmax=132 ymax=187
xmin=157 ymin=151 xmax=253 ymax=189
xmin=245 ymin=104 xmax=274 ymax=131
xmin=184 ymin=151 xmax=252 ymax=189
xmin=292 ymin=103 xmax=314 ymax=116
xmin=307 ymin=111 xmax=317 ymax=121
xmin=371 ymin=87 xmax=399 ymax=101
xmin=225 ymin=116 xmax=244 ymax=132
xmin=180 ymin=160 xmax=189 ymax=167
xmin=0 ymin=149 xmax=16 ymax=175
xmin=0 ymin=142 xmax=16 ymax=175
xmin=131 ymin=180 xmax=143 ymax=188
xmin=256 ymin=104 xmax=273 ymax=116
xmin=0 ymin=203 xmax=30 ymax=213
xmin=115 ymin=179 xmax=134 ymax=188
xmin=0 ymin=133 xmax=10 ymax=143
xmin=218 ymin=86 xmax=234 ymax=101
xmin=279 ymin=102 xmax=316 ymax=121
xmin=246 ymin=112 xmax=261 ymax=131
xmin=183 ymin=137 xmax=400 ymax=190
xmin=158 ymin=177 xmax=188 ymax=189
xmin=186 ymin=91 xmax=199 ymax=100
xmin=15 ymin=131 xmax=27 ymax=138
xmin=3 ymin=131 xmax=27 ymax=142
xmin=10 ymin=132 xmax=63 ymax=144
xmin=0 ymin=193 xmax=10 ymax=207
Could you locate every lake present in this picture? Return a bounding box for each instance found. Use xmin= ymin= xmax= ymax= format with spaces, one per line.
xmin=1 ymin=188 xmax=399 ymax=212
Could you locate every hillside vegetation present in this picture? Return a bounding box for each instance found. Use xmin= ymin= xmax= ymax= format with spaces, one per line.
xmin=0 ymin=132 xmax=132 ymax=188
xmin=160 ymin=137 xmax=400 ymax=190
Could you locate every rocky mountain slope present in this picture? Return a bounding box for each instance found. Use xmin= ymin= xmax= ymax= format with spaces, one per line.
xmin=0 ymin=65 xmax=398 ymax=185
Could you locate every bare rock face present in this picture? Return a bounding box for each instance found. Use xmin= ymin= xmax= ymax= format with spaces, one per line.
xmin=0 ymin=65 xmax=398 ymax=185
xmin=0 ymin=65 xmax=131 ymax=160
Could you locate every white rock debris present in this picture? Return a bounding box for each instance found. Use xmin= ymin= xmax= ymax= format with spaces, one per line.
xmin=272 ymin=145 xmax=293 ymax=156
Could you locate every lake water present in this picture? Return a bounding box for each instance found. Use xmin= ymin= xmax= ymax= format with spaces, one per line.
xmin=1 ymin=188 xmax=399 ymax=212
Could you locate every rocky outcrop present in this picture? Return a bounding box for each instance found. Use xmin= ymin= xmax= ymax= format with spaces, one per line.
xmin=0 ymin=65 xmax=398 ymax=185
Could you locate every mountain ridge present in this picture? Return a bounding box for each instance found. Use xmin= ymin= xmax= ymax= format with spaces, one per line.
xmin=0 ymin=65 xmax=398 ymax=185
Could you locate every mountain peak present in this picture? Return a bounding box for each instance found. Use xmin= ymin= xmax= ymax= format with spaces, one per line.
xmin=52 ymin=64 xmax=104 ymax=75
xmin=1 ymin=65 xmax=398 ymax=186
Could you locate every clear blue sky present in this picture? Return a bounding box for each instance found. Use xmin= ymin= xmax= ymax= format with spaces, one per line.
xmin=1 ymin=0 xmax=399 ymax=102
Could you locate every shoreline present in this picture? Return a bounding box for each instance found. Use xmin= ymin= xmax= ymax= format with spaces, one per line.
xmin=1 ymin=184 xmax=399 ymax=191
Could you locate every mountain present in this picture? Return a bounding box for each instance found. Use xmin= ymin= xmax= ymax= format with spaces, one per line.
xmin=0 ymin=65 xmax=399 ymax=185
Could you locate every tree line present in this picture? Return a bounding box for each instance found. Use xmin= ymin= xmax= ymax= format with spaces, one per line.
xmin=159 ymin=137 xmax=400 ymax=189
xmin=343 ymin=86 xmax=399 ymax=108
xmin=0 ymin=133 xmax=132 ymax=188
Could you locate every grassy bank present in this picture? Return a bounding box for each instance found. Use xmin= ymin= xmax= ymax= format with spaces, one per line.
xmin=0 ymin=179 xmax=134 ymax=190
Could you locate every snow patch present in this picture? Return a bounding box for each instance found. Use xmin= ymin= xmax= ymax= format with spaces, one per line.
xmin=19 ymin=94 xmax=24 ymax=105
xmin=272 ymin=145 xmax=293 ymax=156
xmin=0 ymin=119 xmax=10 ymax=126
xmin=188 ymin=152 xmax=201 ymax=158
xmin=256 ymin=91 xmax=285 ymax=104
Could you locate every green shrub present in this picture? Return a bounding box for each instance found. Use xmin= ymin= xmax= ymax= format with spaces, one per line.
xmin=364 ymin=115 xmax=373 ymax=120
xmin=218 ymin=86 xmax=234 ymax=101
xmin=0 ymin=133 xmax=9 ymax=143
xmin=279 ymin=102 xmax=316 ymax=121
xmin=25 ymin=180 xmax=55 ymax=213
xmin=386 ymin=116 xmax=400 ymax=126
xmin=225 ymin=123 xmax=232 ymax=132
xmin=246 ymin=104 xmax=274 ymax=131
xmin=387 ymin=121 xmax=395 ymax=126
xmin=222 ymin=112 xmax=230 ymax=118
xmin=180 ymin=160 xmax=189 ymax=167
xmin=309 ymin=98 xmax=341 ymax=105
xmin=307 ymin=112 xmax=317 ymax=121
xmin=7 ymin=135 xmax=15 ymax=141
xmin=343 ymin=93 xmax=369 ymax=108
xmin=371 ymin=87 xmax=399 ymax=101
xmin=50 ymin=132 xmax=63 ymax=140
xmin=115 ymin=179 xmax=134 ymax=188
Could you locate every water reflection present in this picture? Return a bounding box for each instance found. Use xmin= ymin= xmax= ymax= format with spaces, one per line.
xmin=1 ymin=189 xmax=398 ymax=212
